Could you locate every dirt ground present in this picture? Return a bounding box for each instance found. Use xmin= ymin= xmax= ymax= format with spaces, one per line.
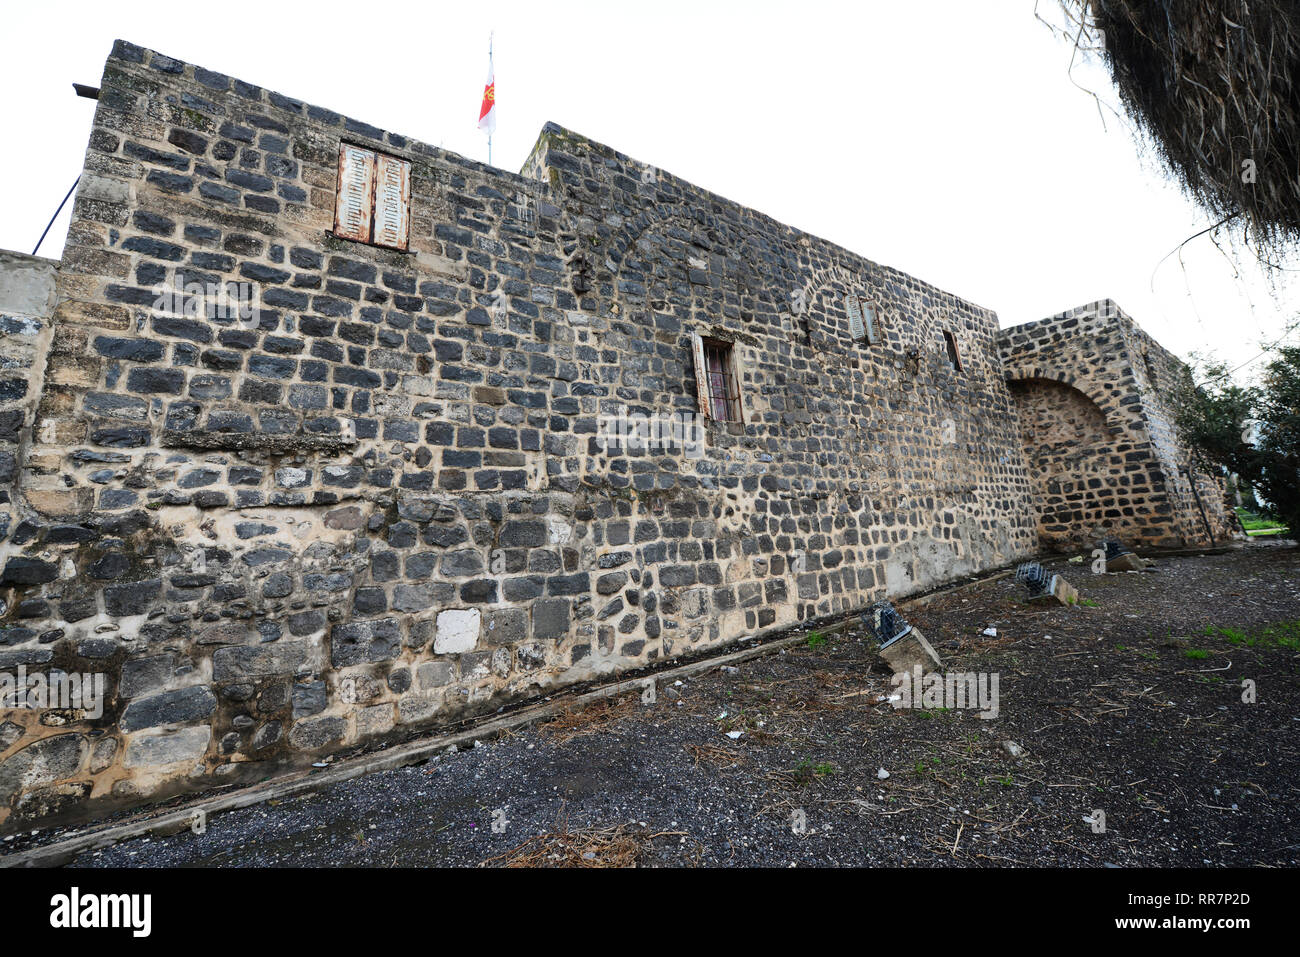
xmin=20 ymin=542 xmax=1300 ymax=868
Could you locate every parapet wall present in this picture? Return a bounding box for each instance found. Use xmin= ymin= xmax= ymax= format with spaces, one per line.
xmin=0 ymin=40 xmax=1038 ymax=830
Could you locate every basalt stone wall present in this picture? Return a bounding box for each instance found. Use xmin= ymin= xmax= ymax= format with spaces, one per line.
xmin=998 ymin=300 xmax=1232 ymax=550
xmin=0 ymin=40 xmax=1038 ymax=830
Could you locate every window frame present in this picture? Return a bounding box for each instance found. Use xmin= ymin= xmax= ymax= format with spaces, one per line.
xmin=942 ymin=329 xmax=963 ymax=372
xmin=691 ymin=332 xmax=744 ymax=423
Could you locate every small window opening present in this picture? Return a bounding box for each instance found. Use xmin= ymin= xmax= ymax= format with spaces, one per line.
xmin=704 ymin=341 xmax=741 ymax=422
xmin=691 ymin=333 xmax=742 ymax=423
xmin=942 ymin=330 xmax=962 ymax=372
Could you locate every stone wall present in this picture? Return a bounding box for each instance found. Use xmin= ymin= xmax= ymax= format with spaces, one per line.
xmin=0 ymin=40 xmax=1039 ymax=830
xmin=997 ymin=300 xmax=1233 ymax=550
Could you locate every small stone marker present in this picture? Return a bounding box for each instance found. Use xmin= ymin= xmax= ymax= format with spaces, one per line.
xmin=864 ymin=600 xmax=942 ymax=675
xmin=1101 ymin=538 xmax=1145 ymax=572
xmin=1015 ymin=561 xmax=1079 ymax=606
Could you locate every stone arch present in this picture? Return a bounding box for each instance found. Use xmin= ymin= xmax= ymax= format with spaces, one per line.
xmin=603 ymin=202 xmax=787 ymax=330
xmin=1005 ymin=375 xmax=1127 ymax=549
xmin=1000 ymin=363 xmax=1116 ymax=422
xmin=1006 ymin=376 xmax=1112 ymax=459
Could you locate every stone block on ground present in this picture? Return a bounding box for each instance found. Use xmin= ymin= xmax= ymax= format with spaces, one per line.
xmin=1108 ymin=552 xmax=1145 ymax=572
xmin=1027 ymin=574 xmax=1079 ymax=605
xmin=877 ymin=627 xmax=943 ymax=675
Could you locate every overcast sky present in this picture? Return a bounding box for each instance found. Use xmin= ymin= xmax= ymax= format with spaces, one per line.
xmin=4 ymin=1 xmax=1295 ymax=380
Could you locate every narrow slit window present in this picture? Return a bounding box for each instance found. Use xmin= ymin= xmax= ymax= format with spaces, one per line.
xmin=691 ymin=333 xmax=742 ymax=423
xmin=942 ymin=330 xmax=962 ymax=372
xmin=334 ymin=144 xmax=411 ymax=250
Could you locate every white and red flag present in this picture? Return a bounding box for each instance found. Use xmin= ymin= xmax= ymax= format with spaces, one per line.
xmin=477 ymin=36 xmax=496 ymax=138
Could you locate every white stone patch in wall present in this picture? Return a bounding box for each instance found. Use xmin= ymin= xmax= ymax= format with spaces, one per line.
xmin=401 ymin=374 xmax=434 ymax=396
xmin=547 ymin=516 xmax=571 ymax=545
xmin=372 ymin=393 xmax=412 ymax=417
xmin=275 ymin=467 xmax=309 ymax=488
xmin=434 ymin=609 xmax=480 ymax=654
xmin=565 ymin=310 xmax=589 ymax=326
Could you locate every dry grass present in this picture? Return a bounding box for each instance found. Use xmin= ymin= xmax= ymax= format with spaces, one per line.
xmin=538 ymin=694 xmax=639 ymax=745
xmin=684 ymin=742 xmax=745 ymax=769
xmin=483 ymin=821 xmax=646 ymax=868
xmin=481 ymin=809 xmax=695 ymax=868
xmin=1055 ymin=0 xmax=1300 ymax=253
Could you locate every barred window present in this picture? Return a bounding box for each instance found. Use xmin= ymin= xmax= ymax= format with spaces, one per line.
xmin=691 ymin=333 xmax=743 ymax=423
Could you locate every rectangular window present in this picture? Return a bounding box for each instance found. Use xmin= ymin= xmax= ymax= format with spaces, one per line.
xmin=942 ymin=330 xmax=963 ymax=372
xmin=334 ymin=144 xmax=411 ymax=250
xmin=691 ymin=333 xmax=742 ymax=422
xmin=845 ymin=294 xmax=881 ymax=344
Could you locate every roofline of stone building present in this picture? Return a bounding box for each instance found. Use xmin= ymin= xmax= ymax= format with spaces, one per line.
xmin=526 ymin=120 xmax=1001 ymax=322
xmin=100 ymin=39 xmax=1000 ymax=327
xmin=997 ymin=298 xmax=1136 ymax=338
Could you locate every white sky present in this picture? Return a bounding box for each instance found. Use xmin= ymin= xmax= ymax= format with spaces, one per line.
xmin=4 ymin=1 xmax=1295 ymax=381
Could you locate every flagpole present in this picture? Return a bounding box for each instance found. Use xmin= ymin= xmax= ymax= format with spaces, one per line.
xmin=487 ymin=31 xmax=494 ymax=166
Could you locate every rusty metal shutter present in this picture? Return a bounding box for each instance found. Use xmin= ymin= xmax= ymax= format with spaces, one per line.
xmin=845 ymin=294 xmax=865 ymax=341
xmin=372 ymin=154 xmax=412 ymax=250
xmin=690 ymin=332 xmax=710 ymax=417
xmin=335 ymin=144 xmax=376 ymax=242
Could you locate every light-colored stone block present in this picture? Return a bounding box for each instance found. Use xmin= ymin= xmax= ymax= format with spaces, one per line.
xmin=434 ymin=609 xmax=480 ymax=654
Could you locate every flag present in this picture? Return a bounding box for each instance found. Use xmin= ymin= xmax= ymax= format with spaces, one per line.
xmin=478 ymin=42 xmax=496 ymax=137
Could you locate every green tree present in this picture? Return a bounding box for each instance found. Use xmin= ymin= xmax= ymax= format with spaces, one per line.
xmin=1171 ymin=346 xmax=1300 ymax=540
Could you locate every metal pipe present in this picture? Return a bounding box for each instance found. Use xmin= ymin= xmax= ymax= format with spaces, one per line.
xmin=32 ymin=176 xmax=80 ymax=256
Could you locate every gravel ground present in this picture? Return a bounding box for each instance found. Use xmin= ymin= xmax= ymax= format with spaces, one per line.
xmin=40 ymin=543 xmax=1300 ymax=867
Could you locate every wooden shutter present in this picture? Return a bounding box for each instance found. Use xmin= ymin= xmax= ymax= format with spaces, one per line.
xmin=861 ymin=300 xmax=879 ymax=344
xmin=728 ymin=344 xmax=746 ymax=424
xmin=335 ymin=144 xmax=376 ymax=242
xmin=845 ymin=294 xmax=865 ymax=341
xmin=944 ymin=330 xmax=963 ymax=371
xmin=690 ymin=332 xmax=710 ymax=417
xmin=372 ymin=154 xmax=412 ymax=250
